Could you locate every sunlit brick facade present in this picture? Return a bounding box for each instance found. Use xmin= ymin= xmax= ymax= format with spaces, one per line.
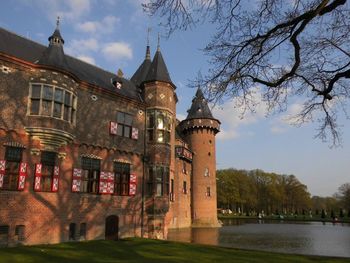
xmin=0 ymin=23 xmax=220 ymax=247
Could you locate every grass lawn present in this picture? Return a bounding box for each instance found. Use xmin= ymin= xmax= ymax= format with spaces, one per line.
xmin=0 ymin=238 xmax=349 ymax=263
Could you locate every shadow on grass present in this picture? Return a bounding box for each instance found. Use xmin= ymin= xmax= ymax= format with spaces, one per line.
xmin=0 ymin=238 xmax=349 ymax=263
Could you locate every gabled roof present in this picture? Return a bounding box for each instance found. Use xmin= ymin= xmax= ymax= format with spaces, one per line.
xmin=131 ymin=46 xmax=151 ymax=87
xmin=145 ymin=48 xmax=173 ymax=85
xmin=0 ymin=27 xmax=141 ymax=102
xmin=186 ymin=88 xmax=214 ymax=120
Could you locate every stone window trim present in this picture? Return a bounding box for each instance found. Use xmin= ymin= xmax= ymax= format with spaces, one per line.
xmin=27 ymin=83 xmax=77 ymax=125
xmin=204 ymin=167 xmax=210 ymax=177
xmin=147 ymin=110 xmax=172 ymax=144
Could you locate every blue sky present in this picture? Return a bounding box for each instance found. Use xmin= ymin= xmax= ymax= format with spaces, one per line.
xmin=1 ymin=0 xmax=349 ymax=196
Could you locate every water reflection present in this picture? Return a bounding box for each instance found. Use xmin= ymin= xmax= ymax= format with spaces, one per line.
xmin=167 ymin=219 xmax=350 ymax=257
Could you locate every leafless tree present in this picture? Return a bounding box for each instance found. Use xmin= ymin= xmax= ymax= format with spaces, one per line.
xmin=143 ymin=0 xmax=350 ymax=145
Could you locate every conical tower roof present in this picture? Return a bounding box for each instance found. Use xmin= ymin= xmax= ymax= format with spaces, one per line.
xmin=131 ymin=45 xmax=151 ymax=87
xmin=37 ymin=18 xmax=68 ymax=70
xmin=144 ymin=47 xmax=173 ymax=84
xmin=186 ymin=88 xmax=214 ymax=120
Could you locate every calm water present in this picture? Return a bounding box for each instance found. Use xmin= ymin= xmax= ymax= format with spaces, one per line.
xmin=167 ymin=219 xmax=350 ymax=257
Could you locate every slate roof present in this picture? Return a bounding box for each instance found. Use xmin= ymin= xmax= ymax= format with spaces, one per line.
xmin=186 ymin=88 xmax=215 ymax=120
xmin=38 ymin=28 xmax=68 ymax=69
xmin=130 ymin=46 xmax=152 ymax=87
xmin=0 ymin=27 xmax=141 ymax=102
xmin=144 ymin=48 xmax=173 ymax=86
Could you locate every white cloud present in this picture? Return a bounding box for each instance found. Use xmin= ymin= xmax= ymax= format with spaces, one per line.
xmin=75 ymin=15 xmax=120 ymax=34
xmin=213 ymin=89 xmax=268 ymax=140
xmin=23 ymin=0 xmax=91 ymax=23
xmin=77 ymin=55 xmax=96 ymax=65
xmin=102 ymin=42 xmax=133 ymax=61
xmin=65 ymin=38 xmax=99 ymax=56
xmin=176 ymin=113 xmax=186 ymax=121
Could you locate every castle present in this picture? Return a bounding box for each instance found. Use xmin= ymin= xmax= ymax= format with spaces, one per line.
xmin=0 ymin=21 xmax=220 ymax=246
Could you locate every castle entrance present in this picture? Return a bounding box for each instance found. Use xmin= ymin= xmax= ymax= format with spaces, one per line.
xmin=105 ymin=215 xmax=119 ymax=240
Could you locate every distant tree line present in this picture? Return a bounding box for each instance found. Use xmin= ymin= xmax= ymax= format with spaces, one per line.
xmin=217 ymin=168 xmax=350 ymax=218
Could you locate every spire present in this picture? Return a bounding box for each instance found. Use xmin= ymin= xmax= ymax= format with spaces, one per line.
xmin=131 ymin=28 xmax=152 ymax=87
xmin=37 ymin=18 xmax=68 ymax=70
xmin=146 ymin=27 xmax=151 ymax=60
xmin=144 ymin=41 xmax=173 ymax=85
xmin=157 ymin=32 xmax=160 ymax=51
xmin=48 ymin=16 xmax=64 ymax=45
xmin=186 ymin=87 xmax=214 ymax=120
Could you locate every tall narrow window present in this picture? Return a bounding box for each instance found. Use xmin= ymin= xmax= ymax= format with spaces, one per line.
xmin=204 ymin=168 xmax=210 ymax=177
xmin=79 ymin=223 xmax=86 ymax=240
xmin=170 ymin=179 xmax=174 ymax=202
xmin=69 ymin=223 xmax=76 ymax=241
xmin=155 ymin=166 xmax=163 ymax=196
xmin=2 ymin=146 xmax=23 ymax=190
xmin=40 ymin=151 xmax=57 ymax=192
xmin=183 ymin=181 xmax=187 ymax=194
xmin=114 ymin=162 xmax=130 ymax=195
xmin=15 ymin=225 xmax=25 ymax=242
xmin=81 ymin=157 xmax=100 ymax=194
xmin=116 ymin=111 xmax=133 ymax=138
xmin=206 ymin=187 xmax=211 ymax=197
xmin=148 ymin=166 xmax=169 ymax=197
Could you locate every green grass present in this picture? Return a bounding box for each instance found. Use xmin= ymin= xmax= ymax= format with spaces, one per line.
xmin=0 ymin=238 xmax=349 ymax=263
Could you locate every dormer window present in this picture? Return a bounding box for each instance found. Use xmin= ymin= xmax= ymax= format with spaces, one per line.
xmin=28 ymin=83 xmax=77 ymax=124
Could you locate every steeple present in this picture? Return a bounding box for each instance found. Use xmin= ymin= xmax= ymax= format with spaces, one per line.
xmin=37 ymin=17 xmax=68 ymax=70
xmin=130 ymin=29 xmax=152 ymax=87
xmin=49 ymin=16 xmax=65 ymax=46
xmin=144 ymin=38 xmax=173 ymax=85
xmin=186 ymin=87 xmax=214 ymax=120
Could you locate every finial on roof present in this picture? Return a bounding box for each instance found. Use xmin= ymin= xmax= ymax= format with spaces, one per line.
xmin=146 ymin=27 xmax=151 ymax=60
xmin=147 ymin=27 xmax=151 ymax=46
xmin=157 ymin=32 xmax=160 ymax=51
xmin=56 ymin=16 xmax=60 ymax=28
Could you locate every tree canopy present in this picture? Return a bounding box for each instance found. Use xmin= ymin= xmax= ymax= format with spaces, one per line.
xmin=143 ymin=0 xmax=350 ymax=145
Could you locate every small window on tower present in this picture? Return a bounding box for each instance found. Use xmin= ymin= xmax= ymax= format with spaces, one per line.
xmin=204 ymin=168 xmax=210 ymax=177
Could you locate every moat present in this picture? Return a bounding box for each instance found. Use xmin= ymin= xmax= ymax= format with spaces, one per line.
xmin=167 ymin=219 xmax=350 ymax=258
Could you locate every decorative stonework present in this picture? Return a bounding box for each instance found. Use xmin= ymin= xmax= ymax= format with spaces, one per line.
xmin=25 ymin=127 xmax=75 ymax=150
xmin=80 ymin=153 xmax=102 ymax=160
xmin=3 ymin=141 xmax=26 ymax=148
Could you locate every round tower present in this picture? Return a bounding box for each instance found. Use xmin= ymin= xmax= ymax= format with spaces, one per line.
xmin=131 ymin=40 xmax=177 ymax=238
xmin=180 ymin=88 xmax=220 ymax=227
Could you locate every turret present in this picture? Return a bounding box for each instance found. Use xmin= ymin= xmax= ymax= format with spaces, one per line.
xmin=134 ymin=37 xmax=177 ymax=238
xmin=37 ymin=17 xmax=68 ymax=70
xmin=180 ymin=88 xmax=220 ymax=227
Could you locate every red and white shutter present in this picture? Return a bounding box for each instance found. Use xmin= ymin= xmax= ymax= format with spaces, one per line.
xmin=0 ymin=160 xmax=6 ymax=188
xmin=99 ymin=171 xmax=108 ymax=194
xmin=72 ymin=168 xmax=82 ymax=192
xmin=129 ymin=173 xmax=137 ymax=196
xmin=33 ymin=163 xmax=42 ymax=191
xmin=17 ymin=162 xmax=27 ymax=190
xmin=131 ymin=127 xmax=139 ymax=140
xmin=110 ymin=121 xmax=118 ymax=135
xmin=106 ymin=172 xmax=114 ymax=194
xmin=51 ymin=166 xmax=59 ymax=192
